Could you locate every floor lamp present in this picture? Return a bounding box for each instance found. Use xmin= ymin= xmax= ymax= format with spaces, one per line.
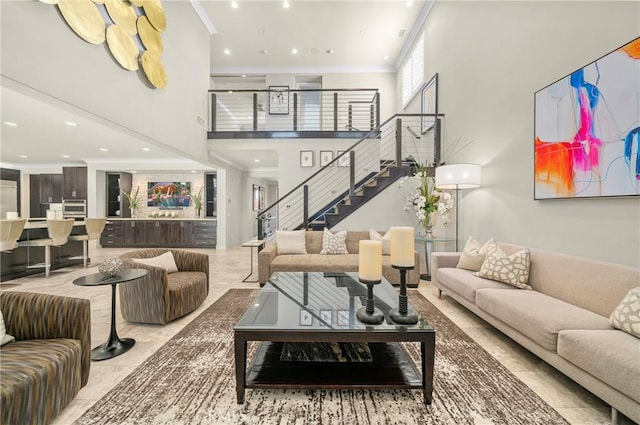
xmin=435 ymin=164 xmax=482 ymax=251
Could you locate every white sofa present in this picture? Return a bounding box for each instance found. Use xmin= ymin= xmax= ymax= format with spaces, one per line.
xmin=431 ymin=242 xmax=640 ymax=424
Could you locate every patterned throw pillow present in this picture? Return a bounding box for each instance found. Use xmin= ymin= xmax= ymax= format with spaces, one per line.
xmin=369 ymin=229 xmax=391 ymax=255
xmin=320 ymin=228 xmax=348 ymax=255
xmin=474 ymin=241 xmax=532 ymax=289
xmin=609 ymin=287 xmax=640 ymax=339
xmin=456 ymin=237 xmax=494 ymax=271
xmin=0 ymin=310 xmax=15 ymax=347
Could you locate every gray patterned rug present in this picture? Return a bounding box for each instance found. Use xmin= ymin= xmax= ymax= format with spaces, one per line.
xmin=75 ymin=289 xmax=569 ymax=425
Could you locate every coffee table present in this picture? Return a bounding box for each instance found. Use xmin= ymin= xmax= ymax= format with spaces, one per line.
xmin=234 ymin=271 xmax=435 ymax=404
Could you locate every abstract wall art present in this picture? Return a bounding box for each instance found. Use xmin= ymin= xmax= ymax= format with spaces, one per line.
xmin=534 ymin=37 xmax=640 ymax=199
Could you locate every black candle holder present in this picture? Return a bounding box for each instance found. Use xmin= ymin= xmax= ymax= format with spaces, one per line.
xmin=389 ymin=265 xmax=418 ymax=325
xmin=356 ymin=278 xmax=384 ymax=324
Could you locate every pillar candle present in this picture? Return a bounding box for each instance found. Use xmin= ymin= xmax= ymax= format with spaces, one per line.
xmin=390 ymin=226 xmax=415 ymax=267
xmin=359 ymin=240 xmax=382 ymax=281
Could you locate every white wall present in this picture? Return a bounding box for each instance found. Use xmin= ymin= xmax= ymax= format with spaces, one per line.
xmin=1 ymin=1 xmax=211 ymax=161
xmin=403 ymin=1 xmax=640 ymax=267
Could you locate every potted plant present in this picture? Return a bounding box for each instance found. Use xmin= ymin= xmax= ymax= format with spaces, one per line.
xmin=122 ymin=186 xmax=141 ymax=218
xmin=191 ymin=187 xmax=204 ymax=218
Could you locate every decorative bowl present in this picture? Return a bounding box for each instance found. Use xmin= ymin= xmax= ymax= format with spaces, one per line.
xmin=98 ymin=258 xmax=124 ymax=277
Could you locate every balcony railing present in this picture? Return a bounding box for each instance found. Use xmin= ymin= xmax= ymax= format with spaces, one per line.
xmin=208 ymin=88 xmax=380 ymax=138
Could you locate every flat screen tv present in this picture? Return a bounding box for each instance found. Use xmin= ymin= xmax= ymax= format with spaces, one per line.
xmin=534 ymin=37 xmax=640 ymax=200
xmin=147 ymin=181 xmax=192 ymax=207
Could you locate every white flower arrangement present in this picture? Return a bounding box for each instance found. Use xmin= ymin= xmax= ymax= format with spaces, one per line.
xmin=399 ymin=167 xmax=454 ymax=228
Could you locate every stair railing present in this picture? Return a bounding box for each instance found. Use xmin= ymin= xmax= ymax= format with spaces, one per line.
xmin=257 ymin=113 xmax=443 ymax=239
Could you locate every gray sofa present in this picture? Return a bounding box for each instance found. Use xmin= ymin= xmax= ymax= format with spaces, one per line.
xmin=258 ymin=230 xmax=420 ymax=287
xmin=431 ymin=242 xmax=640 ymax=424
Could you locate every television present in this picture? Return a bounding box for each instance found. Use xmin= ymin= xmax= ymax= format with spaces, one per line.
xmin=147 ymin=181 xmax=192 ymax=207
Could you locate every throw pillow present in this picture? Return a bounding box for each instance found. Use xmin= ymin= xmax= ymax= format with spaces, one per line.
xmin=369 ymin=229 xmax=391 ymax=255
xmin=457 ymin=237 xmax=494 ymax=271
xmin=132 ymin=251 xmax=179 ymax=273
xmin=276 ymin=230 xmax=307 ymax=254
xmin=320 ymin=228 xmax=348 ymax=255
xmin=474 ymin=241 xmax=532 ymax=289
xmin=609 ymin=287 xmax=640 ymax=339
xmin=0 ymin=310 xmax=15 ymax=347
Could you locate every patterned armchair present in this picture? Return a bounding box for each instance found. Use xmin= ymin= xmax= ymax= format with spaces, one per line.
xmin=0 ymin=291 xmax=91 ymax=425
xmin=118 ymin=249 xmax=209 ymax=324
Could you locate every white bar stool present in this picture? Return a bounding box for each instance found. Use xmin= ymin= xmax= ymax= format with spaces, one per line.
xmin=0 ymin=219 xmax=27 ymax=252
xmin=68 ymin=218 xmax=107 ymax=268
xmin=18 ymin=219 xmax=74 ymax=278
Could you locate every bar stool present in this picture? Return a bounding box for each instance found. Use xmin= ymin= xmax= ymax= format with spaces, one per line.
xmin=0 ymin=219 xmax=27 ymax=252
xmin=68 ymin=218 xmax=107 ymax=268
xmin=18 ymin=219 xmax=74 ymax=278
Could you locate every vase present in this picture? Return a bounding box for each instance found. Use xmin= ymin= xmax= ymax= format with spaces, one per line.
xmin=130 ymin=208 xmax=135 ymax=218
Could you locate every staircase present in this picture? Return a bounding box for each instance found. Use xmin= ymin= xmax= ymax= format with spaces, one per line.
xmin=257 ymin=113 xmax=443 ymax=240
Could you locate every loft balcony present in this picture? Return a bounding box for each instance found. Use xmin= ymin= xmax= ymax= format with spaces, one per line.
xmin=207 ymin=88 xmax=381 ymax=139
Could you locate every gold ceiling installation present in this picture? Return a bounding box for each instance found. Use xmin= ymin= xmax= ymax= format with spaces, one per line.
xmin=137 ymin=16 xmax=163 ymax=53
xmin=105 ymin=0 xmax=137 ymax=37
xmin=140 ymin=50 xmax=167 ymax=89
xmin=57 ymin=0 xmax=106 ymax=45
xmin=106 ymin=25 xmax=140 ymax=71
xmin=142 ymin=0 xmax=167 ymax=32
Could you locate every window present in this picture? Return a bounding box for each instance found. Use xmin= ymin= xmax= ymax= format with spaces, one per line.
xmin=402 ymin=36 xmax=424 ymax=106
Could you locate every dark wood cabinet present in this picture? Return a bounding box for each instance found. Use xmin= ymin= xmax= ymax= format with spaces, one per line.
xmin=100 ymin=220 xmax=212 ymax=248
xmin=205 ymin=172 xmax=217 ymax=217
xmin=39 ymin=174 xmax=63 ymax=204
xmin=62 ymin=166 xmax=87 ymax=199
xmin=29 ymin=174 xmax=41 ymax=218
xmin=106 ymin=172 xmax=132 ymax=217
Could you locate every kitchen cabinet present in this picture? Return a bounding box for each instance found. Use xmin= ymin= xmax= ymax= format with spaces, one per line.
xmin=39 ymin=174 xmax=63 ymax=204
xmin=106 ymin=172 xmax=132 ymax=217
xmin=100 ymin=220 xmax=211 ymax=248
xmin=62 ymin=166 xmax=87 ymax=199
xmin=205 ymin=172 xmax=217 ymax=217
xmin=100 ymin=221 xmax=124 ymax=246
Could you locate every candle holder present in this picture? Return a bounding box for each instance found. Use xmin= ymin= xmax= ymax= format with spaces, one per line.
xmin=389 ymin=265 xmax=418 ymax=325
xmin=356 ymin=278 xmax=384 ymax=324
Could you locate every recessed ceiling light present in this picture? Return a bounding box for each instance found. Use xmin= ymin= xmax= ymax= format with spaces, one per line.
xmin=100 ymin=148 xmax=108 ymax=152
xmin=254 ymin=159 xmax=260 ymax=163
xmin=142 ymin=147 xmax=151 ymax=152
xmin=242 ymin=74 xmax=247 ymax=78
xmin=62 ymin=155 xmax=71 ymax=158
xmin=383 ymin=55 xmax=389 ymax=60
xmin=19 ymin=154 xmax=28 ymax=158
xmin=191 ymin=170 xmax=197 ymax=173
xmin=259 ymin=49 xmax=269 ymax=54
xmin=224 ymin=49 xmax=231 ymax=55
xmin=292 ymin=48 xmax=298 ymax=55
xmin=3 ymin=121 xmax=18 ymax=127
xmin=64 ymin=121 xmax=78 ymax=127
xmin=326 ymin=49 xmax=334 ymax=54
xmin=283 ymin=1 xmax=290 ymax=8
xmin=406 ymin=1 xmax=414 ymax=7
xmin=130 ymin=170 xmax=137 ymax=174
xmin=231 ymin=1 xmax=238 ymax=8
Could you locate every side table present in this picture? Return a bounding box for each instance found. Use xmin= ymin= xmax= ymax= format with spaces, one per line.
xmin=241 ymin=239 xmax=265 ymax=283
xmin=73 ymin=268 xmax=147 ymax=361
xmin=414 ymin=235 xmax=455 ymax=280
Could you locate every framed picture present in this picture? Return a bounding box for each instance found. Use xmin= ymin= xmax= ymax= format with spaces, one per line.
xmin=300 ymin=150 xmax=314 ymax=167
xmin=319 ymin=309 xmax=332 ymax=327
xmin=337 ymin=310 xmax=349 ymax=327
xmin=336 ymin=150 xmax=350 ymax=167
xmin=421 ymin=73 xmax=438 ymax=133
xmin=300 ymin=309 xmax=313 ymax=326
xmin=268 ymin=85 xmax=289 ymax=115
xmin=252 ymin=184 xmax=260 ymax=211
xmin=320 ymin=150 xmax=333 ymax=167
xmin=259 ymin=186 xmax=265 ymax=210
xmin=534 ymin=37 xmax=640 ymax=200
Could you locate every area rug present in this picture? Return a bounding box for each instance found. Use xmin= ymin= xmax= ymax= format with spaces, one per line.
xmin=75 ymin=289 xmax=569 ymax=425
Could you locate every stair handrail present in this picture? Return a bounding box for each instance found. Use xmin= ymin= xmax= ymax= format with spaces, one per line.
xmin=257 ymin=112 xmax=443 ymax=220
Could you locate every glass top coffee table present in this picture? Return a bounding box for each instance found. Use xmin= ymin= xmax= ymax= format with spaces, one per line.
xmin=234 ymin=271 xmax=435 ymax=404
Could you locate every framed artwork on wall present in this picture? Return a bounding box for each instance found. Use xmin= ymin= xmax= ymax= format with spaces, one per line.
xmin=421 ymin=73 xmax=438 ymax=134
xmin=269 ymin=86 xmax=289 ymax=115
xmin=319 ymin=309 xmax=332 ymax=327
xmin=252 ymin=184 xmax=260 ymax=211
xmin=337 ymin=150 xmax=350 ymax=167
xmin=337 ymin=310 xmax=349 ymax=326
xmin=259 ymin=186 xmax=265 ymax=210
xmin=534 ymin=37 xmax=640 ymax=200
xmin=300 ymin=150 xmax=314 ymax=167
xmin=320 ymin=150 xmax=333 ymax=167
xmin=299 ymin=309 xmax=313 ymax=326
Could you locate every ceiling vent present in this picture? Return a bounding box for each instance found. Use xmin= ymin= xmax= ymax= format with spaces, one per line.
xmin=398 ymin=29 xmax=406 ymax=37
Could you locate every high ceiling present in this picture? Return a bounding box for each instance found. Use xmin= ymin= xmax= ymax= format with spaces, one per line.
xmin=0 ymin=0 xmax=429 ymax=174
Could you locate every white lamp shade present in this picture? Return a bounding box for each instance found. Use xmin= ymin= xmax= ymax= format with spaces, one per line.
xmin=435 ymin=163 xmax=482 ymax=189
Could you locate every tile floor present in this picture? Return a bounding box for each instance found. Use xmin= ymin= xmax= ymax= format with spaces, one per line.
xmin=1 ymin=245 xmax=632 ymax=425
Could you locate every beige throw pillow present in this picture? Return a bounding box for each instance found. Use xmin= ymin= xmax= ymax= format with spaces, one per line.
xmin=457 ymin=237 xmax=494 ymax=271
xmin=609 ymin=287 xmax=640 ymax=339
xmin=474 ymin=241 xmax=532 ymax=289
xmin=276 ymin=230 xmax=307 ymax=254
xmin=369 ymin=229 xmax=391 ymax=255
xmin=320 ymin=228 xmax=348 ymax=255
xmin=0 ymin=310 xmax=15 ymax=347
xmin=132 ymin=251 xmax=179 ymax=273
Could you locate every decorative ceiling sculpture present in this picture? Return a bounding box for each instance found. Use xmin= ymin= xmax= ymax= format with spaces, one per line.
xmin=44 ymin=0 xmax=167 ymax=89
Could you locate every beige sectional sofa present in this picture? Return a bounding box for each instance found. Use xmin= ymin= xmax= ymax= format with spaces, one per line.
xmin=431 ymin=242 xmax=640 ymax=424
xmin=258 ymin=230 xmax=420 ymax=287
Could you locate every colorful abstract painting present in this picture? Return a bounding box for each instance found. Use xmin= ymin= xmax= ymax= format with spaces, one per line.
xmin=534 ymin=37 xmax=640 ymax=199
